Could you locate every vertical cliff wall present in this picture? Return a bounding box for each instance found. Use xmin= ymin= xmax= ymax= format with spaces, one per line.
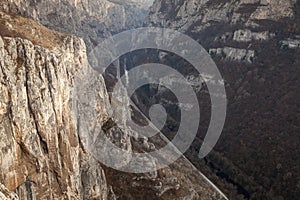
xmin=0 ymin=6 xmax=230 ymax=200
xmin=0 ymin=11 xmax=115 ymax=199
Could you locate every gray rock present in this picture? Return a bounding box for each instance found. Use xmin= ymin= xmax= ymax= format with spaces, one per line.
xmin=209 ymin=47 xmax=255 ymax=63
xmin=281 ymin=38 xmax=300 ymax=49
xmin=149 ymin=0 xmax=297 ymax=30
xmin=0 ymin=0 xmax=148 ymax=52
xmin=0 ymin=9 xmax=228 ymax=200
xmin=0 ymin=16 xmax=112 ymax=199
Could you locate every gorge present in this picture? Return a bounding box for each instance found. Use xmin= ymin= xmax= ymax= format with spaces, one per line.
xmin=0 ymin=0 xmax=299 ymax=200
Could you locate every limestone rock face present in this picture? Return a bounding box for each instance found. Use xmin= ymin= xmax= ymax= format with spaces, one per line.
xmin=149 ymin=0 xmax=297 ymax=30
xmin=0 ymin=184 xmax=18 ymax=200
xmin=0 ymin=11 xmax=112 ymax=200
xmin=0 ymin=0 xmax=148 ymax=52
xmin=0 ymin=7 xmax=229 ymax=200
xmin=209 ymin=47 xmax=255 ymax=63
xmin=149 ymin=0 xmax=298 ymax=63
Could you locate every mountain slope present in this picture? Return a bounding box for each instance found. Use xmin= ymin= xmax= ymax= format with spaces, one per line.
xmin=148 ymin=0 xmax=300 ymax=199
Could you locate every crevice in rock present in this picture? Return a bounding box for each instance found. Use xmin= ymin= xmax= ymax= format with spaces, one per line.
xmin=44 ymin=56 xmax=61 ymax=157
xmin=76 ymin=116 xmax=87 ymax=154
xmin=22 ymin=43 xmax=49 ymax=155
xmin=24 ymin=178 xmax=33 ymax=200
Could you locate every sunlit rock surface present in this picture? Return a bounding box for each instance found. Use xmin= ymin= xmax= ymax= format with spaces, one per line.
xmin=149 ymin=0 xmax=297 ymax=30
xmin=0 ymin=10 xmax=114 ymax=200
xmin=0 ymin=6 xmax=228 ymax=200
xmin=0 ymin=0 xmax=148 ymax=52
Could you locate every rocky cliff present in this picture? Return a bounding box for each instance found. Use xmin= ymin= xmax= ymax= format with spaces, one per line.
xmin=0 ymin=0 xmax=148 ymax=52
xmin=149 ymin=0 xmax=297 ymax=28
xmin=149 ymin=0 xmax=300 ymax=199
xmin=149 ymin=0 xmax=299 ymax=62
xmin=0 ymin=4 xmax=229 ymax=200
xmin=1 ymin=0 xmax=298 ymax=199
xmin=0 ymin=10 xmax=115 ymax=199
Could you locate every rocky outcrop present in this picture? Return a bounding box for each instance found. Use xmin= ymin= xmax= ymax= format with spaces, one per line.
xmin=0 ymin=184 xmax=18 ymax=200
xmin=0 ymin=7 xmax=228 ymax=200
xmin=0 ymin=0 xmax=148 ymax=52
xmin=249 ymin=0 xmax=296 ymax=21
xmin=148 ymin=0 xmax=298 ymax=63
xmin=209 ymin=47 xmax=255 ymax=63
xmin=214 ymin=29 xmax=275 ymax=43
xmin=149 ymin=0 xmax=297 ymax=30
xmin=233 ymin=29 xmax=274 ymax=42
xmin=280 ymin=37 xmax=300 ymax=49
xmin=0 ymin=11 xmax=112 ymax=199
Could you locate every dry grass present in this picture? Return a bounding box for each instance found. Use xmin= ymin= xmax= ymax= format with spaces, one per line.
xmin=0 ymin=10 xmax=71 ymax=50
